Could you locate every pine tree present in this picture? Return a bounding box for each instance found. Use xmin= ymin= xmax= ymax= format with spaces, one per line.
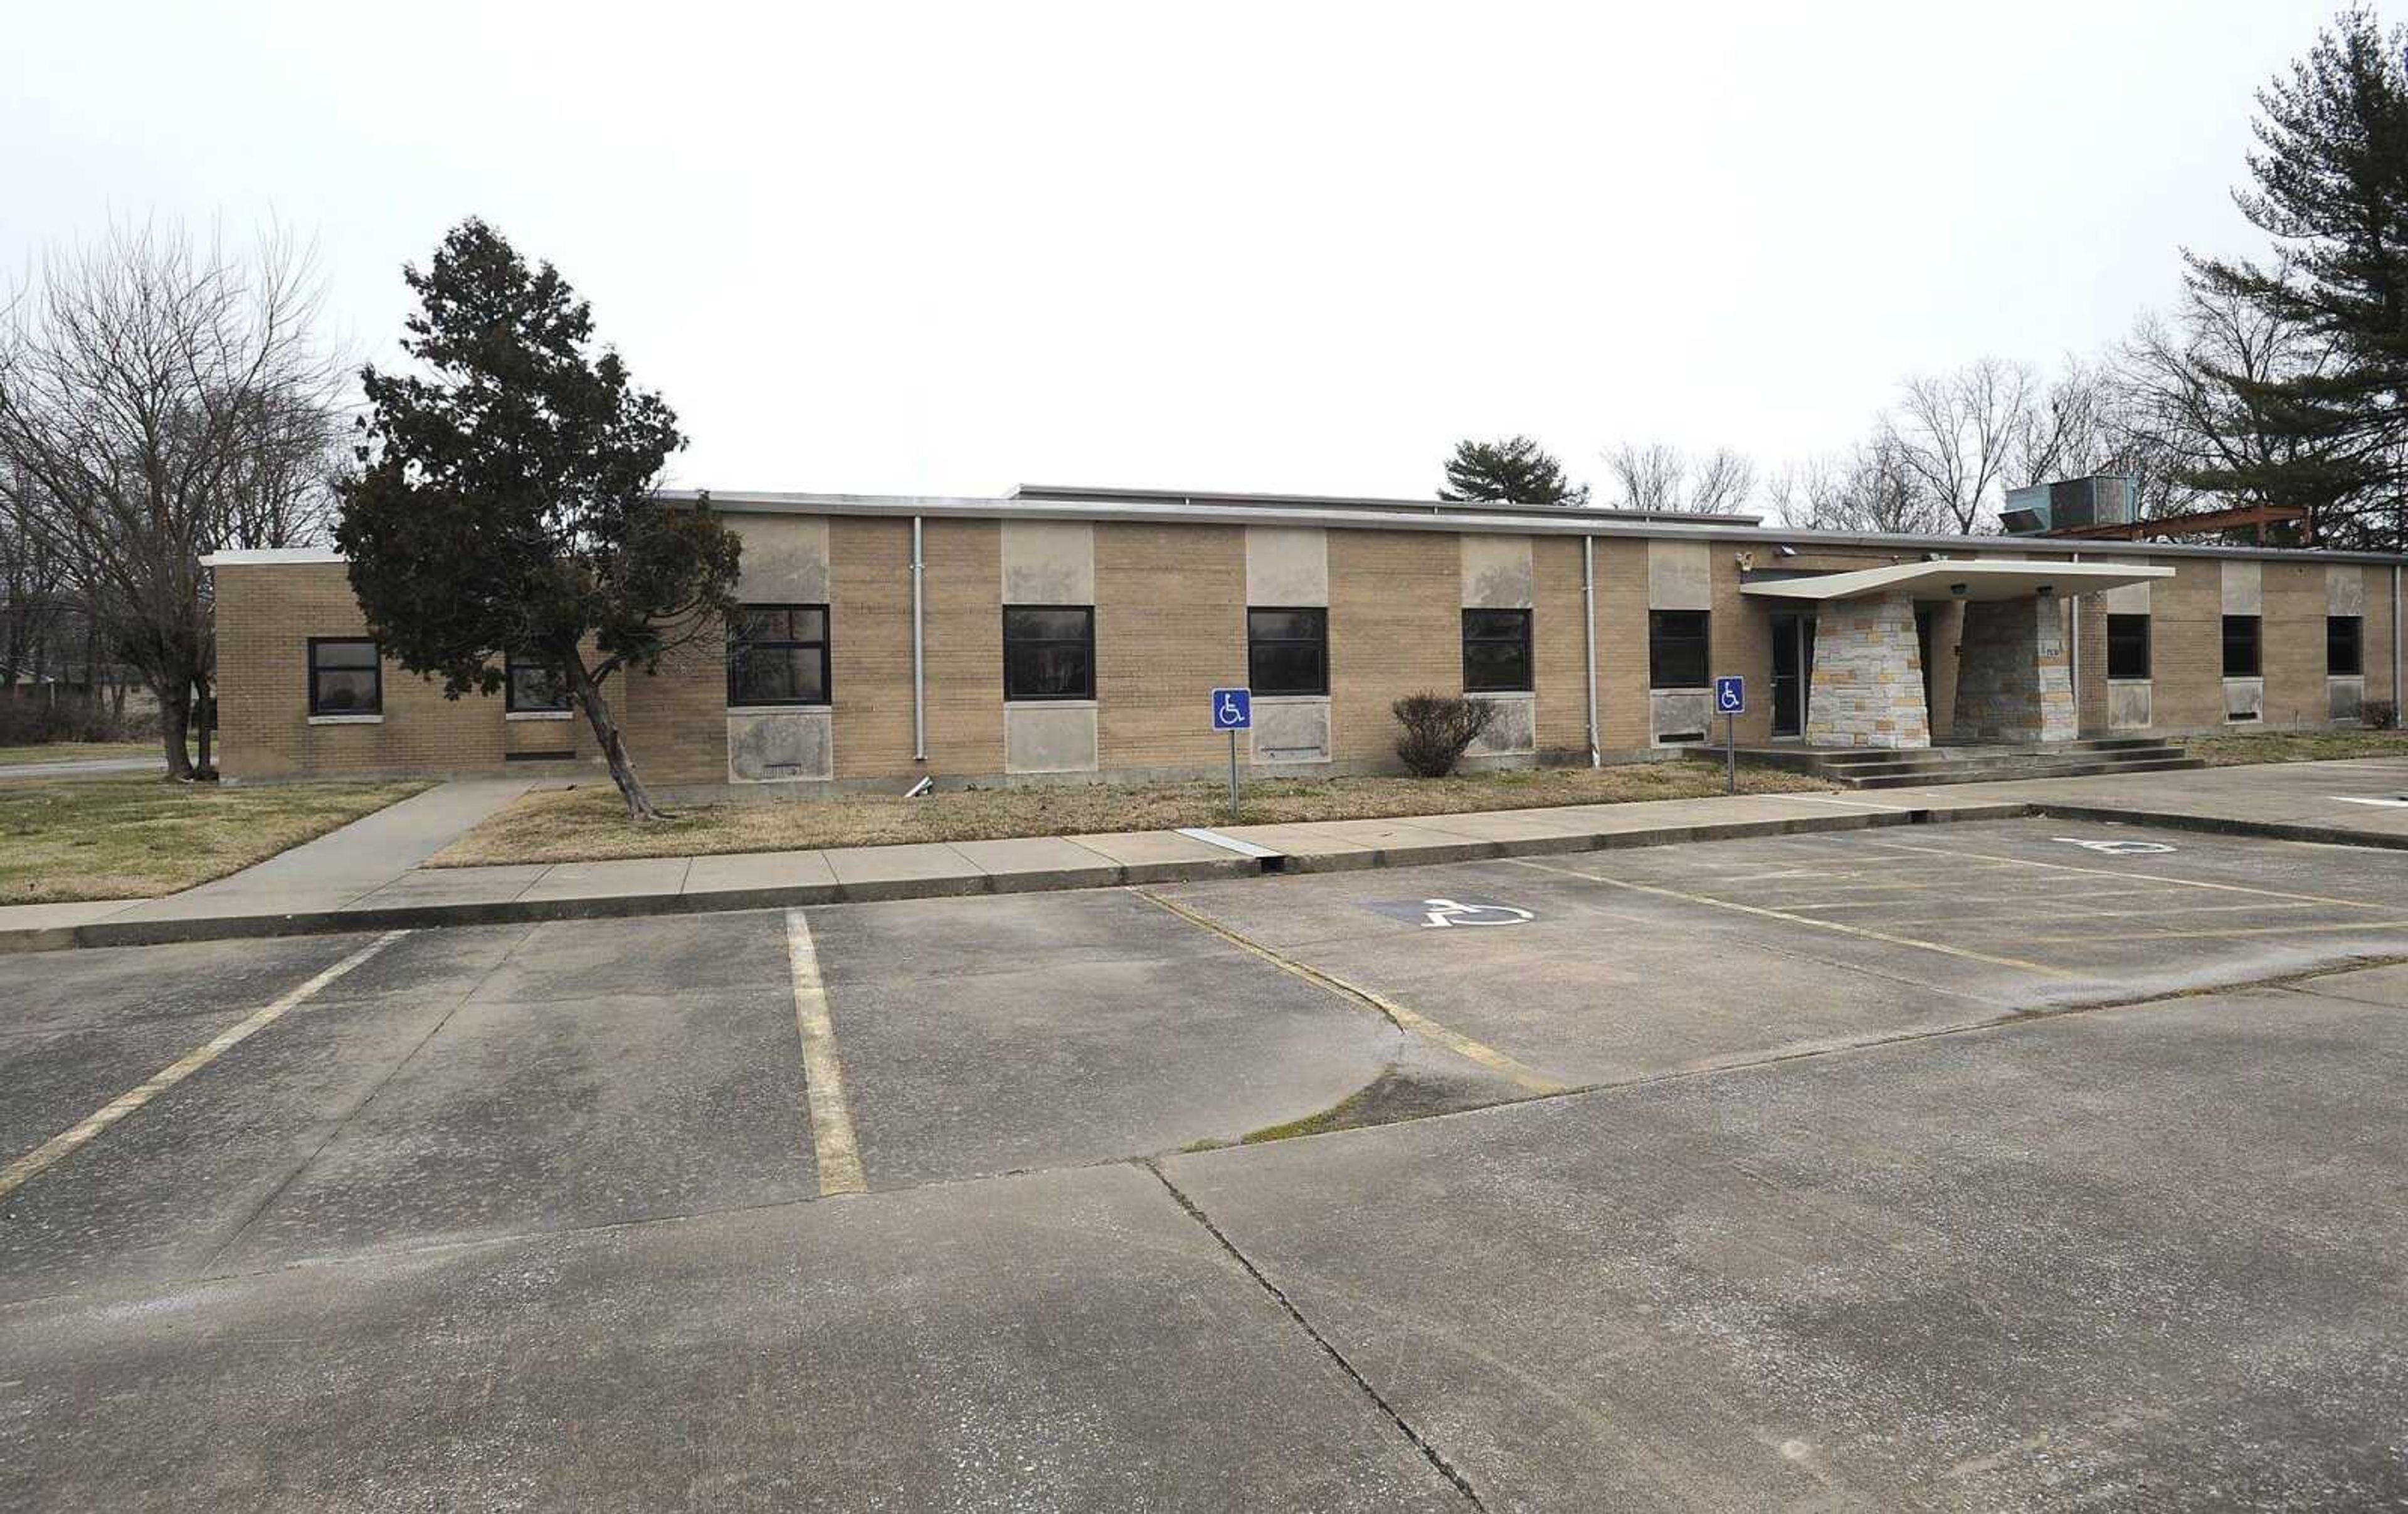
xmin=1437 ymin=436 xmax=1590 ymax=506
xmin=337 ymin=220 xmax=742 ymax=819
xmin=2188 ymin=6 xmax=2408 ymax=550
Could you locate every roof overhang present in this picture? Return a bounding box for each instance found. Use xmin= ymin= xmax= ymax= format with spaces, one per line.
xmin=1741 ymin=559 xmax=2174 ymax=603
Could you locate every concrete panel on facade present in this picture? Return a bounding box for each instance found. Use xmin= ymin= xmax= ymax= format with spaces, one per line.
xmin=1001 ymin=521 xmax=1094 ymax=605
xmin=726 ymin=708 xmax=833 ymax=783
xmin=1647 ymin=540 xmax=1713 ymax=611
xmin=2328 ymin=564 xmax=2367 ymax=617
xmin=732 ymin=514 xmax=831 ymax=604
xmin=2330 ymin=675 xmax=2365 ymax=722
xmin=1467 ymin=692 xmax=1536 ymax=756
xmin=1250 ymin=696 xmax=1331 ymax=764
xmin=2102 ymin=569 xmax=2154 ymax=615
xmin=1650 ymin=690 xmax=1713 ymax=745
xmin=2108 ymin=680 xmax=2153 ymax=731
xmin=1005 ymin=702 xmax=1099 ymax=774
xmin=2222 ymin=559 xmax=2263 ymax=615
xmin=2224 ymin=677 xmax=2266 ymax=723
xmin=1244 ymin=526 xmax=1328 ymax=607
xmin=1460 ymin=536 xmax=1534 ymax=610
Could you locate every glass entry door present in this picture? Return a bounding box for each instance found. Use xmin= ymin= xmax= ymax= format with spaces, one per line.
xmin=1771 ymin=613 xmax=1814 ymax=737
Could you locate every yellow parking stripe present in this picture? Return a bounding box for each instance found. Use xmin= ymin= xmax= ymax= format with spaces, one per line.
xmin=784 ymin=909 xmax=867 ymax=1197
xmin=1134 ymin=890 xmax=1569 ymax=1096
xmin=0 ymin=931 xmax=408 ymax=1202
xmin=1510 ymin=860 xmax=2074 ymax=977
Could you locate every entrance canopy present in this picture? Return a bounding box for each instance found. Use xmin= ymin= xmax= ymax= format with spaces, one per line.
xmin=1741 ymin=559 xmax=2172 ymax=603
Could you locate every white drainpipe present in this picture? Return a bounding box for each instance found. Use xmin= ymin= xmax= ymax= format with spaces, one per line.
xmin=2068 ymin=551 xmax=2080 ymax=739
xmin=911 ymin=516 xmax=927 ymax=763
xmin=1582 ymin=535 xmax=1601 ymax=766
xmin=2394 ymin=562 xmax=2402 ymax=723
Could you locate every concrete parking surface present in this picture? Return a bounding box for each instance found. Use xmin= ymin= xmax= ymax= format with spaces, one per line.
xmin=4 ymin=817 xmax=2406 ymax=1509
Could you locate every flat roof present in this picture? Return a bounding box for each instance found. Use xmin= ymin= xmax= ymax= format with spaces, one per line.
xmin=659 ymin=489 xmax=2408 ymax=566
xmin=1741 ymin=559 xmax=2175 ymax=602
xmin=1006 ymin=482 xmax=1762 ymax=526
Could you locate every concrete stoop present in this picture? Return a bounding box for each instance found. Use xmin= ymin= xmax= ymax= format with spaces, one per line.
xmin=1719 ymin=738 xmax=2203 ymax=790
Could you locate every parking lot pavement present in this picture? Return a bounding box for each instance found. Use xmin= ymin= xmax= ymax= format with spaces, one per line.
xmin=4 ymin=817 xmax=2406 ymax=1507
xmin=1158 ymin=977 xmax=2408 ymax=1511
xmin=0 ymin=1165 xmax=1471 ymax=1513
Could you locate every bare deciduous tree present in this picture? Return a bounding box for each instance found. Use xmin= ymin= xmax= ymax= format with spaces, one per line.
xmin=1884 ymin=357 xmax=2037 ymax=532
xmin=0 ymin=221 xmax=344 ymax=776
xmin=1768 ymin=432 xmax=1943 ymax=536
xmin=1603 ymin=442 xmax=1758 ymax=515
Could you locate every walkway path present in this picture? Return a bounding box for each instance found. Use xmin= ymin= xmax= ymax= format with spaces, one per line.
xmin=0 ymin=756 xmax=164 ymax=781
xmin=5 ymin=757 xmax=2402 ymax=953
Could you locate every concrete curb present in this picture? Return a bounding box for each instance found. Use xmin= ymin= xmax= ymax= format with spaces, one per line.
xmin=1 ymin=802 xmax=2039 ymax=955
xmin=2029 ymin=802 xmax=2408 ymax=853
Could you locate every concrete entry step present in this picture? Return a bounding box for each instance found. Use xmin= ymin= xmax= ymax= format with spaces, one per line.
xmin=1709 ymin=739 xmax=2202 ymax=789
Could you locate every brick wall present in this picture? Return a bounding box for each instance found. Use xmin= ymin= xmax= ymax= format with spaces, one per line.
xmin=1096 ymin=522 xmax=1247 ymax=770
xmin=1531 ymin=539 xmax=1590 ymax=759
xmin=616 ymin=615 xmax=728 ymax=785
xmin=2261 ymin=558 xmax=2325 ymax=727
xmin=215 ymin=562 xmax=509 ymax=781
xmin=1328 ymin=531 xmax=1461 ymax=765
xmin=2149 ymin=559 xmax=2222 ymax=731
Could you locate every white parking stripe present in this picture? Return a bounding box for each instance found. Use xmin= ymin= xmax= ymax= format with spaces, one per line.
xmin=784 ymin=909 xmax=867 ymax=1197
xmin=0 ymin=930 xmax=409 ymax=1202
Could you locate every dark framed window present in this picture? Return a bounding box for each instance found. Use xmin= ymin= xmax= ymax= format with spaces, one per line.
xmin=1247 ymin=607 xmax=1328 ymax=696
xmin=1461 ymin=608 xmax=1533 ymax=694
xmin=2222 ymin=614 xmax=2262 ymax=679
xmin=726 ymin=604 xmax=830 ymax=707
xmin=307 ymin=638 xmax=381 ymax=716
xmin=1648 ymin=610 xmax=1711 ymax=690
xmin=2328 ymin=615 xmax=2364 ymax=677
xmin=504 ymin=650 xmax=572 ymax=712
xmin=2106 ymin=614 xmax=2151 ymax=680
xmin=1003 ymin=605 xmax=1095 ymax=701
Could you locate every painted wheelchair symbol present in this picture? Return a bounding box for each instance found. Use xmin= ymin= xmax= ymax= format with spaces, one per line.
xmin=1417 ymin=898 xmax=1536 ymax=929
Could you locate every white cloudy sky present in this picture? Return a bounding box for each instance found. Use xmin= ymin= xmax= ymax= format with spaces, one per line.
xmin=1 ymin=1 xmax=2341 ymax=502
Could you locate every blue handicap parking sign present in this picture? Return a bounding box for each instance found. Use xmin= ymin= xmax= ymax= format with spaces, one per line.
xmin=1212 ymin=687 xmax=1252 ymax=729
xmin=1714 ymin=675 xmax=1745 ymax=714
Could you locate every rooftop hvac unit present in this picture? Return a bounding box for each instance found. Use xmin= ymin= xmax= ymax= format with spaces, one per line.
xmin=2002 ymin=475 xmax=2138 ymax=535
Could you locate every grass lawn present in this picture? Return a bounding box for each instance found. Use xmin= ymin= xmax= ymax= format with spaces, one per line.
xmin=0 ymin=776 xmax=431 ymax=906
xmin=2189 ymin=728 xmax=2408 ymax=766
xmin=428 ymin=761 xmax=1834 ymax=868
xmin=0 ymin=739 xmax=174 ymax=766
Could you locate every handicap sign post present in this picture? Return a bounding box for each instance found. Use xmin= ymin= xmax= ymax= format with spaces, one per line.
xmin=1713 ymin=675 xmax=1745 ymax=795
xmin=1211 ymin=688 xmax=1252 ymax=820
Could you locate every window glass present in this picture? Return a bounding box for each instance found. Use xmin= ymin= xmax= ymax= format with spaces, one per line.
xmin=1648 ymin=610 xmax=1711 ymax=690
xmin=1247 ymin=607 xmax=1328 ymax=696
xmin=1003 ymin=605 xmax=1095 ymax=701
xmin=2221 ymin=614 xmax=2262 ymax=679
xmin=505 ymin=651 xmax=572 ymax=712
xmin=2328 ymin=615 xmax=2363 ymax=677
xmin=308 ymin=638 xmax=381 ymax=716
xmin=2106 ymin=614 xmax=2151 ymax=680
xmin=1461 ymin=608 xmax=1533 ymax=694
xmin=726 ymin=603 xmax=831 ymax=706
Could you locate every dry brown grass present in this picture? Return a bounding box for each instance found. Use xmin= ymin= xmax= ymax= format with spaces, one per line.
xmin=426 ymin=761 xmax=1834 ymax=868
xmin=0 ymin=776 xmax=432 ymax=905
xmin=2190 ymin=729 xmax=2408 ymax=767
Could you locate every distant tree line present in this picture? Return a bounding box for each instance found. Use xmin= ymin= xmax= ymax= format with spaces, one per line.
xmin=1445 ymin=6 xmax=2408 ymax=552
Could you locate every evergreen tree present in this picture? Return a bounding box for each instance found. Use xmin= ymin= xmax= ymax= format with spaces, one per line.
xmin=2189 ymin=6 xmax=2408 ymax=549
xmin=337 ymin=220 xmax=742 ymax=819
xmin=1437 ymin=436 xmax=1590 ymax=506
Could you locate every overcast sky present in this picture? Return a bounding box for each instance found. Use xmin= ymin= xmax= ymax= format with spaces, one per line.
xmin=1 ymin=1 xmax=2343 ymax=502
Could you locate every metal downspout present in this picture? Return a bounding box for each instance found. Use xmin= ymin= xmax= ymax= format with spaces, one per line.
xmin=2394 ymin=563 xmax=2402 ymax=722
xmin=911 ymin=516 xmax=927 ymax=763
xmin=1582 ymin=535 xmax=1600 ymax=766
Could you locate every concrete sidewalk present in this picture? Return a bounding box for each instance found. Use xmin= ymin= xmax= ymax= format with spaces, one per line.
xmin=6 ymin=757 xmax=2403 ymax=953
xmin=0 ymin=756 xmax=166 ymax=781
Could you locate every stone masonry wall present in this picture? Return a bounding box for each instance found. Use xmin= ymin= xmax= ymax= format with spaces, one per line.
xmin=1955 ymin=597 xmax=2075 ymax=743
xmin=1805 ymin=592 xmax=1930 ymax=749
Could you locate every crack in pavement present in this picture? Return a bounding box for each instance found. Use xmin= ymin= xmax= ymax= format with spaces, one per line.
xmin=1141 ymin=1158 xmax=1489 ymax=1513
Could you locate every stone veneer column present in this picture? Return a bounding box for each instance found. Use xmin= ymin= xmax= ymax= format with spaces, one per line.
xmin=1804 ymin=592 xmax=1931 ymax=749
xmin=1954 ymin=597 xmax=2074 ymax=743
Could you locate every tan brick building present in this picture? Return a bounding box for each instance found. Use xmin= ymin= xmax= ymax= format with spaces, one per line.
xmin=203 ymin=486 xmax=2407 ymax=793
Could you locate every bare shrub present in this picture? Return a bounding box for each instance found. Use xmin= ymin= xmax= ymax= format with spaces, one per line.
xmin=2362 ymin=699 xmax=2397 ymax=731
xmin=1392 ymin=692 xmax=1496 ymax=778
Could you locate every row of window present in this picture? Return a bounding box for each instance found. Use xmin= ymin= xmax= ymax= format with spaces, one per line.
xmin=2103 ymin=614 xmax=2363 ymax=681
xmin=307 ymin=638 xmax=570 ymax=717
xmin=304 ymin=610 xmax=2375 ymax=717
